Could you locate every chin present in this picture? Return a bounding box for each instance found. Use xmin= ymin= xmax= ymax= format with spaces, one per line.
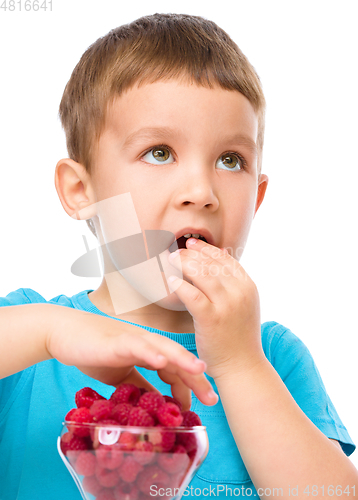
xmin=115 ymin=248 xmax=191 ymax=311
xmin=153 ymin=288 xmax=189 ymax=312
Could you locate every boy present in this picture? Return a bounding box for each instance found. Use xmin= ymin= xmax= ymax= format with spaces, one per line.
xmin=0 ymin=12 xmax=357 ymax=500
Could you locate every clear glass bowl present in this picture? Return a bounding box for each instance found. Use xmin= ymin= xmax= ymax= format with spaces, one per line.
xmin=58 ymin=421 xmax=209 ymax=500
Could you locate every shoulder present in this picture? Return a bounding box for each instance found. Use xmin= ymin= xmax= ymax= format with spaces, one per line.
xmin=261 ymin=321 xmax=319 ymax=386
xmin=261 ymin=321 xmax=306 ymax=364
xmin=0 ymin=288 xmax=47 ymax=306
xmin=0 ymin=288 xmax=83 ymax=310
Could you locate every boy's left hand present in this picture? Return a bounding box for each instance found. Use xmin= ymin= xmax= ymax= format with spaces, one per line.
xmin=167 ymin=237 xmax=266 ymax=381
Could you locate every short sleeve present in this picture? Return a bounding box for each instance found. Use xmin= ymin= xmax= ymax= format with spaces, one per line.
xmin=0 ymin=289 xmax=47 ymax=414
xmin=266 ymin=323 xmax=355 ymax=456
xmin=0 ymin=288 xmax=47 ymax=307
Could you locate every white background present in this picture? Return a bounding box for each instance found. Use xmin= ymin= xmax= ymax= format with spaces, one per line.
xmin=1 ymin=0 xmax=357 ymax=468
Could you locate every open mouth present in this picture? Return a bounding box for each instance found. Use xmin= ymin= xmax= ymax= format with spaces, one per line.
xmin=168 ymin=235 xmax=207 ymax=253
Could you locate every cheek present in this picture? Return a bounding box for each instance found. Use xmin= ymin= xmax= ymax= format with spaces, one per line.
xmin=225 ymin=191 xmax=257 ymax=257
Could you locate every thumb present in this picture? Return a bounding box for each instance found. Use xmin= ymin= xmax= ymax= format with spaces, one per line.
xmin=156 ymin=369 xmax=192 ymax=412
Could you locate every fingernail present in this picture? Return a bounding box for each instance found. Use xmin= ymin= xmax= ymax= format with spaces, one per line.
xmin=187 ymin=238 xmax=198 ymax=246
xmin=174 ymin=248 xmax=184 ymax=254
xmin=207 ymin=389 xmax=218 ymax=400
xmin=194 ymin=358 xmax=206 ymax=368
xmin=168 ymin=249 xmax=183 ymax=259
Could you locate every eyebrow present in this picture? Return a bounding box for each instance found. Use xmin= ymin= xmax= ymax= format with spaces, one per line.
xmin=222 ymin=134 xmax=258 ymax=158
xmin=122 ymin=127 xmax=258 ymax=157
xmin=122 ymin=127 xmax=178 ymax=150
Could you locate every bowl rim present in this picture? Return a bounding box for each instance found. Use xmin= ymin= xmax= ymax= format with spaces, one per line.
xmin=62 ymin=421 xmax=206 ymax=432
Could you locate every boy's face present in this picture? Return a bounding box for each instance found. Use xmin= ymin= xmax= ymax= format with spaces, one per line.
xmin=76 ymin=79 xmax=268 ymax=314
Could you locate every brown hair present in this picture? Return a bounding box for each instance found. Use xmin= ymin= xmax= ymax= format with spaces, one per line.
xmin=59 ymin=13 xmax=266 ymax=235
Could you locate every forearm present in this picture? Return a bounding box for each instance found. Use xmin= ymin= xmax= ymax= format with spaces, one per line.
xmin=0 ymin=303 xmax=55 ymax=378
xmin=215 ymin=359 xmax=358 ymax=499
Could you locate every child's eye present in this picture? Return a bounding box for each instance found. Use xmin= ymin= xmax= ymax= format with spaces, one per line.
xmin=141 ymin=146 xmax=247 ymax=171
xmin=142 ymin=146 xmax=174 ymax=165
xmin=217 ymin=153 xmax=246 ymax=172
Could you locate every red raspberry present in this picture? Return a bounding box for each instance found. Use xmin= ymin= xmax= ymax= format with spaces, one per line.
xmin=66 ymin=450 xmax=81 ymax=466
xmin=156 ymin=403 xmax=183 ymax=427
xmin=68 ymin=407 xmax=93 ymax=437
xmin=147 ymin=428 xmax=175 ymax=452
xmin=82 ymin=475 xmax=102 ymax=496
xmin=161 ymin=430 xmax=176 ymax=452
xmin=90 ymin=400 xmax=115 ymax=422
xmin=73 ymin=450 xmax=97 ymax=476
xmin=170 ymin=469 xmax=186 ymax=489
xmin=181 ymin=410 xmax=202 ymax=427
xmin=118 ymin=431 xmax=138 ymax=451
xmin=96 ymin=490 xmax=116 ymax=500
xmin=114 ymin=482 xmax=139 ymax=500
xmin=137 ymin=465 xmax=170 ymax=495
xmin=176 ymin=433 xmax=197 ymax=457
xmin=96 ymin=464 xmax=119 ymax=488
xmin=132 ymin=440 xmax=156 ymax=465
xmin=118 ymin=455 xmax=143 ymax=483
xmin=98 ymin=419 xmax=120 ymax=426
xmin=157 ymin=444 xmax=189 ymax=474
xmin=138 ymin=494 xmax=154 ymax=500
xmin=65 ymin=408 xmax=77 ymax=422
xmin=75 ymin=387 xmax=105 ymax=408
xmin=110 ymin=403 xmax=132 ymax=425
xmin=96 ymin=444 xmax=124 ymax=470
xmin=138 ymin=392 xmax=165 ymax=417
xmin=128 ymin=407 xmax=155 ymax=427
xmin=110 ymin=384 xmax=141 ymax=406
xmin=60 ymin=432 xmax=89 ymax=454
xmin=139 ymin=388 xmax=148 ymax=396
xmin=163 ymin=395 xmax=182 ymax=411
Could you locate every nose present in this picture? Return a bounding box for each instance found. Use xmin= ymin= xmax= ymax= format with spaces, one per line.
xmin=173 ymin=162 xmax=219 ymax=211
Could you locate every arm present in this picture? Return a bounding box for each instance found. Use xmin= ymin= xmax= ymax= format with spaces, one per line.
xmin=0 ymin=303 xmax=218 ymax=410
xmin=0 ymin=304 xmax=53 ymax=378
xmin=215 ymin=360 xmax=358 ymax=500
xmin=166 ymin=239 xmax=358 ymax=498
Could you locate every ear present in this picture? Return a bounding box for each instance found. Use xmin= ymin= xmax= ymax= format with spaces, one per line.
xmin=55 ymin=158 xmax=97 ymax=220
xmin=254 ymin=173 xmax=269 ymax=217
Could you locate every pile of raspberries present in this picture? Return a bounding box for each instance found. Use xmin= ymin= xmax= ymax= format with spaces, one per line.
xmin=60 ymin=384 xmax=202 ymax=500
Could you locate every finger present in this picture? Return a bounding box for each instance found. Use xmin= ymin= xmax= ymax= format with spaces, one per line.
xmin=167 ymin=275 xmax=208 ymax=319
xmin=157 ymin=370 xmax=192 ymax=411
xmin=185 ymin=237 xmax=230 ymax=259
xmin=168 ymin=249 xmax=229 ymax=293
xmin=114 ymin=323 xmax=207 ymax=375
xmin=176 ymin=368 xmax=219 ymax=407
xmin=168 ymin=242 xmax=247 ymax=303
xmin=186 ymin=237 xmax=249 ymax=282
xmin=158 ymin=364 xmax=219 ymax=407
xmin=122 ymin=334 xmax=171 ymax=369
xmin=108 ymin=332 xmax=173 ymax=371
xmin=137 ymin=331 xmax=207 ymax=374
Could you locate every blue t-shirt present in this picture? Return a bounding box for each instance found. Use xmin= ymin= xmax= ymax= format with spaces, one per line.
xmin=0 ymin=288 xmax=355 ymax=500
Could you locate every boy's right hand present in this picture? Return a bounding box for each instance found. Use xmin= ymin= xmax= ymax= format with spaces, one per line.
xmin=46 ymin=307 xmax=218 ymax=411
